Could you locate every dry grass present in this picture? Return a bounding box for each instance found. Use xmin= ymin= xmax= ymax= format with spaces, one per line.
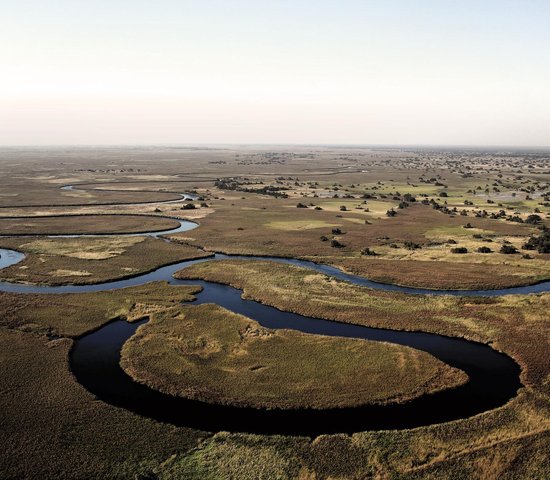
xmin=171 ymin=195 xmax=545 ymax=289
xmin=0 ymin=327 xmax=207 ymax=480
xmin=0 ymin=214 xmax=180 ymax=235
xmin=176 ymin=260 xmax=550 ymax=396
xmin=0 ymin=236 xmax=209 ymax=285
xmin=0 ymin=146 xmax=549 ymax=478
xmin=0 ymin=282 xmax=201 ymax=336
xmin=121 ymin=303 xmax=466 ymax=409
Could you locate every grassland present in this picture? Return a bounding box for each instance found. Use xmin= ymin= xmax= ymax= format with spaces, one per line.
xmin=2 ymin=279 xmax=547 ymax=479
xmin=0 ymin=283 xmax=208 ymax=479
xmin=172 ymin=195 xmax=549 ymax=289
xmin=0 ymin=146 xmax=549 ymax=479
xmin=175 ymin=259 xmax=550 ymax=392
xmin=0 ymin=236 xmax=209 ymax=285
xmin=121 ymin=303 xmax=466 ymax=409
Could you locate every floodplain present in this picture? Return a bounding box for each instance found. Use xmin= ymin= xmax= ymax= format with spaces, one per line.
xmin=0 ymin=146 xmax=549 ymax=479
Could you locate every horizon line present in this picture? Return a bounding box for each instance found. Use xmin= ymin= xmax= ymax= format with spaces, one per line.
xmin=1 ymin=143 xmax=550 ymax=151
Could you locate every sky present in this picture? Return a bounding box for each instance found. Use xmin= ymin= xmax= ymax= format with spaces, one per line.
xmin=1 ymin=1 xmax=549 ymax=146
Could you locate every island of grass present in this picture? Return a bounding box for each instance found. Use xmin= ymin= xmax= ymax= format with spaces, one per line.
xmin=0 ymin=214 xmax=182 ymax=235
xmin=120 ymin=303 xmax=467 ymax=410
xmin=0 ymin=236 xmax=209 ymax=285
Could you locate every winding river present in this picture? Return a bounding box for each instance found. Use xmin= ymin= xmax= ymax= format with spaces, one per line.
xmin=0 ymin=206 xmax=544 ymax=435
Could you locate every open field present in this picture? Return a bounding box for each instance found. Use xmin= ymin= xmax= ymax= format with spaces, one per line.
xmin=121 ymin=303 xmax=466 ymax=409
xmin=169 ymin=193 xmax=549 ymax=289
xmin=0 ymin=146 xmax=549 ymax=479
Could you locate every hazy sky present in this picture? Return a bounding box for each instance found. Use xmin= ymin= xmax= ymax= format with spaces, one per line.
xmin=2 ymin=1 xmax=549 ymax=146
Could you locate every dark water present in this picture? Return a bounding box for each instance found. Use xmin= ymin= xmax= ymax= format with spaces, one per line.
xmin=1 ymin=249 xmax=549 ymax=296
xmin=71 ymin=279 xmax=522 ymax=435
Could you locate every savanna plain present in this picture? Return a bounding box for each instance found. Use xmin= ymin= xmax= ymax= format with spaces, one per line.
xmin=0 ymin=146 xmax=549 ymax=479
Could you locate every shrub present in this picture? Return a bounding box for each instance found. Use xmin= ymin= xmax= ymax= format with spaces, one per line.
xmin=525 ymin=214 xmax=542 ymax=224
xmin=523 ymin=230 xmax=550 ymax=253
xmin=319 ymin=235 xmax=329 ymax=242
xmin=500 ymin=244 xmax=518 ymax=254
xmin=386 ymin=209 xmax=397 ymax=217
xmin=340 ymin=205 xmax=347 ymax=211
xmin=296 ymin=203 xmax=307 ymax=208
xmin=404 ymin=241 xmax=421 ymax=250
xmin=361 ymin=247 xmax=377 ymax=256
xmin=331 ymin=239 xmax=345 ymax=248
xmin=477 ymin=246 xmax=492 ymax=253
xmin=451 ymin=247 xmax=468 ymax=254
xmin=331 ymin=228 xmax=342 ymax=235
xmin=182 ymin=203 xmax=196 ymax=210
